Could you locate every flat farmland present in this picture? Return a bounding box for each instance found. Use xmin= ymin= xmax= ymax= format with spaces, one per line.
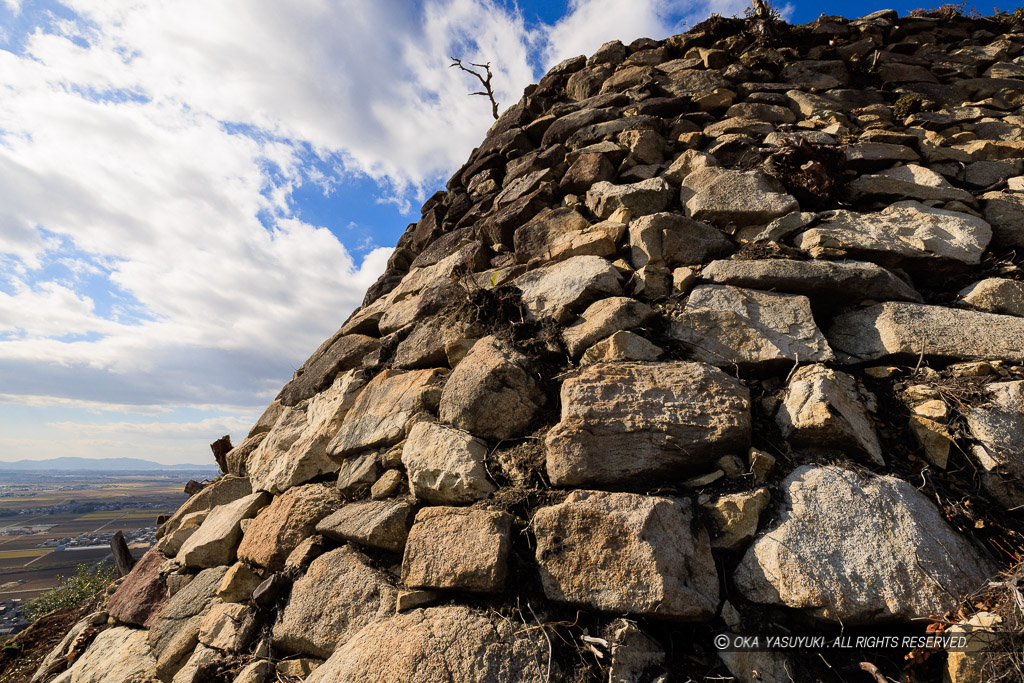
xmin=0 ymin=471 xmax=196 ymax=605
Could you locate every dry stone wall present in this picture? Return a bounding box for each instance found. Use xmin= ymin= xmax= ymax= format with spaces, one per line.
xmin=32 ymin=8 xmax=1024 ymax=683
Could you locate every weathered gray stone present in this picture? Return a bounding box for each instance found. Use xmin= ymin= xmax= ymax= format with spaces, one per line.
xmin=605 ymin=619 xmax=665 ymax=683
xmin=827 ymin=302 xmax=1024 ymax=364
xmin=847 ymin=164 xmax=974 ymax=202
xmin=682 ymin=168 xmax=798 ymax=227
xmin=438 ymin=335 xmax=545 ymax=440
xmin=393 ymin=316 xmax=484 ymax=370
xmin=273 ymin=546 xmax=398 ymax=659
xmin=701 ymin=488 xmax=770 ymax=551
xmin=581 ymin=330 xmax=662 ymax=364
xmin=248 ymin=369 xmax=366 ymax=494
xmin=316 ymin=499 xmax=415 ymax=553
xmin=217 ymin=561 xmax=262 ymax=603
xmin=562 ymin=296 xmax=655 ymax=358
xmin=585 ymin=179 xmax=674 ymax=219
xmin=545 ymin=361 xmax=751 ymax=486
xmin=513 ymin=207 xmax=622 ymax=265
xmin=534 ymin=490 xmax=718 ymax=620
xmin=158 ymin=475 xmax=251 ymax=544
xmin=513 ymin=254 xmax=624 ymax=323
xmin=966 ymin=381 xmax=1024 ymax=508
xmin=305 ymin=606 xmax=549 ymax=683
xmin=237 ymin=483 xmax=343 ymax=572
xmin=628 ymin=212 xmax=732 ymax=269
xmin=700 ymin=258 xmax=922 ymax=305
xmin=199 ymin=602 xmax=258 ymax=653
xmin=50 ymin=627 xmax=156 ymax=683
xmin=328 ymin=368 xmax=447 ymax=459
xmin=225 ymin=432 xmax=264 ymax=478
xmin=148 ymin=565 xmax=229 ymax=675
xmin=780 ymin=59 xmax=848 ymax=89
xmin=336 ymin=451 xmax=381 ymax=495
xmin=233 ymin=660 xmax=274 ymax=683
xmin=401 ymin=506 xmax=512 ymax=593
xmin=735 ymin=465 xmax=994 ymax=623
xmin=171 ymin=643 xmax=226 ymax=683
xmin=959 ymin=278 xmax=1024 ymax=317
xmin=401 ymin=421 xmax=494 ymax=504
xmin=176 ymin=492 xmax=269 ymax=568
xmin=796 ymin=201 xmax=991 ymax=265
xmin=279 ymin=334 xmax=379 ymax=407
xmin=981 ymin=191 xmax=1024 ymax=248
xmin=776 ymin=364 xmax=884 ymax=464
xmin=670 ymin=285 xmax=834 ymax=368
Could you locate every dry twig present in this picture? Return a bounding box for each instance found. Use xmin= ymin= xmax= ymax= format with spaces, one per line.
xmin=450 ymin=58 xmax=499 ymax=120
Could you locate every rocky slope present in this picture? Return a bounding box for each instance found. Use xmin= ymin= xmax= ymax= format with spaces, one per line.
xmin=23 ymin=7 xmax=1024 ymax=683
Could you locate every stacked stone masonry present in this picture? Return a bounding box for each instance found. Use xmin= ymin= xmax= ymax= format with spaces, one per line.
xmin=31 ymin=8 xmax=1024 ymax=683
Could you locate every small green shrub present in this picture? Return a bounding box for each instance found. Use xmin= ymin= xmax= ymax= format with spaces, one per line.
xmin=23 ymin=563 xmax=115 ymax=622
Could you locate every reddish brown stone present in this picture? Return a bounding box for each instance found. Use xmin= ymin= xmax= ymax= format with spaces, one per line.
xmin=107 ymin=547 xmax=168 ymax=627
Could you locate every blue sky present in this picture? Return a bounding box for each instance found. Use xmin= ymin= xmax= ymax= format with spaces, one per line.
xmin=0 ymin=0 xmax=1016 ymax=464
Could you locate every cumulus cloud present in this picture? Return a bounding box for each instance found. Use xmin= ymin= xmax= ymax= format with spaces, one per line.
xmin=0 ymin=0 xmax=717 ymax=463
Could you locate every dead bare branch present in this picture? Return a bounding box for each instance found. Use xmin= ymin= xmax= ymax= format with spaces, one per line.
xmin=450 ymin=57 xmax=499 ymax=120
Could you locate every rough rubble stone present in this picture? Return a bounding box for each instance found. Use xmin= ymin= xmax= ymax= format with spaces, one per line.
xmin=669 ymin=284 xmax=834 ymax=368
xmin=605 ymin=619 xmax=665 ymax=683
xmin=316 ymin=498 xmax=415 ymax=553
xmin=796 ymin=201 xmax=991 ymax=265
xmin=735 ymin=465 xmax=994 ymax=623
xmin=699 ymin=258 xmax=922 ymax=306
xmin=512 ymin=254 xmax=624 ymax=323
xmin=278 ymin=333 xmax=379 ymax=407
xmin=401 ymin=421 xmax=495 ymax=504
xmin=534 ymin=490 xmax=718 ymax=620
xmin=248 ymin=369 xmax=366 ymax=494
xmin=681 ymin=168 xmax=798 ymax=227
xmin=336 ymin=450 xmax=381 ymax=495
xmin=701 ymin=488 xmax=770 ymax=551
xmin=148 ymin=565 xmax=228 ymax=677
xmin=305 ymin=606 xmax=549 ymax=683
xmin=581 ymin=330 xmax=662 ymax=364
xmin=981 ymin=190 xmax=1024 ymax=248
xmin=966 ymin=381 xmax=1024 ymax=508
xmin=628 ymin=212 xmax=732 ymax=269
xmin=237 ymin=483 xmax=343 ymax=572
xmin=775 ymin=364 xmax=884 ymax=464
xmin=217 ymin=562 xmax=262 ymax=603
xmin=107 ymin=546 xmax=167 ymax=627
xmin=199 ymin=602 xmax=258 ymax=653
xmin=273 ymin=545 xmax=398 ymax=659
xmin=158 ymin=475 xmax=251 ymax=545
xmin=327 ymin=368 xmax=447 ymax=459
xmin=171 ymin=645 xmax=228 ymax=683
xmin=562 ymin=296 xmax=655 ymax=358
xmin=827 ymin=302 xmax=1024 ymax=364
xmin=176 ymin=491 xmax=269 ymax=568
xmin=847 ymin=164 xmax=974 ymax=203
xmin=585 ymin=179 xmax=673 ymax=219
xmin=50 ymin=627 xmax=156 ymax=683
xmin=958 ymin=278 xmax=1024 ymax=317
xmin=545 ymin=361 xmax=751 ymax=486
xmin=401 ymin=506 xmax=512 ymax=593
xmin=513 ymin=207 xmax=616 ymax=264
xmin=438 ymin=335 xmax=545 ymax=440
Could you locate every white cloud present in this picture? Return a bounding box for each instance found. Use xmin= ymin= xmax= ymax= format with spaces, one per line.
xmin=542 ymin=0 xmax=684 ymax=67
xmin=0 ymin=0 xmax=725 ymax=462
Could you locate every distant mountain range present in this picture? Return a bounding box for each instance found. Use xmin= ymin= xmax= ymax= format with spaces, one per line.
xmin=0 ymin=457 xmax=220 ymax=472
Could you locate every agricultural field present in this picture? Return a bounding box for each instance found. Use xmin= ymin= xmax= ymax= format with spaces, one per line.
xmin=0 ymin=472 xmax=200 ymax=604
